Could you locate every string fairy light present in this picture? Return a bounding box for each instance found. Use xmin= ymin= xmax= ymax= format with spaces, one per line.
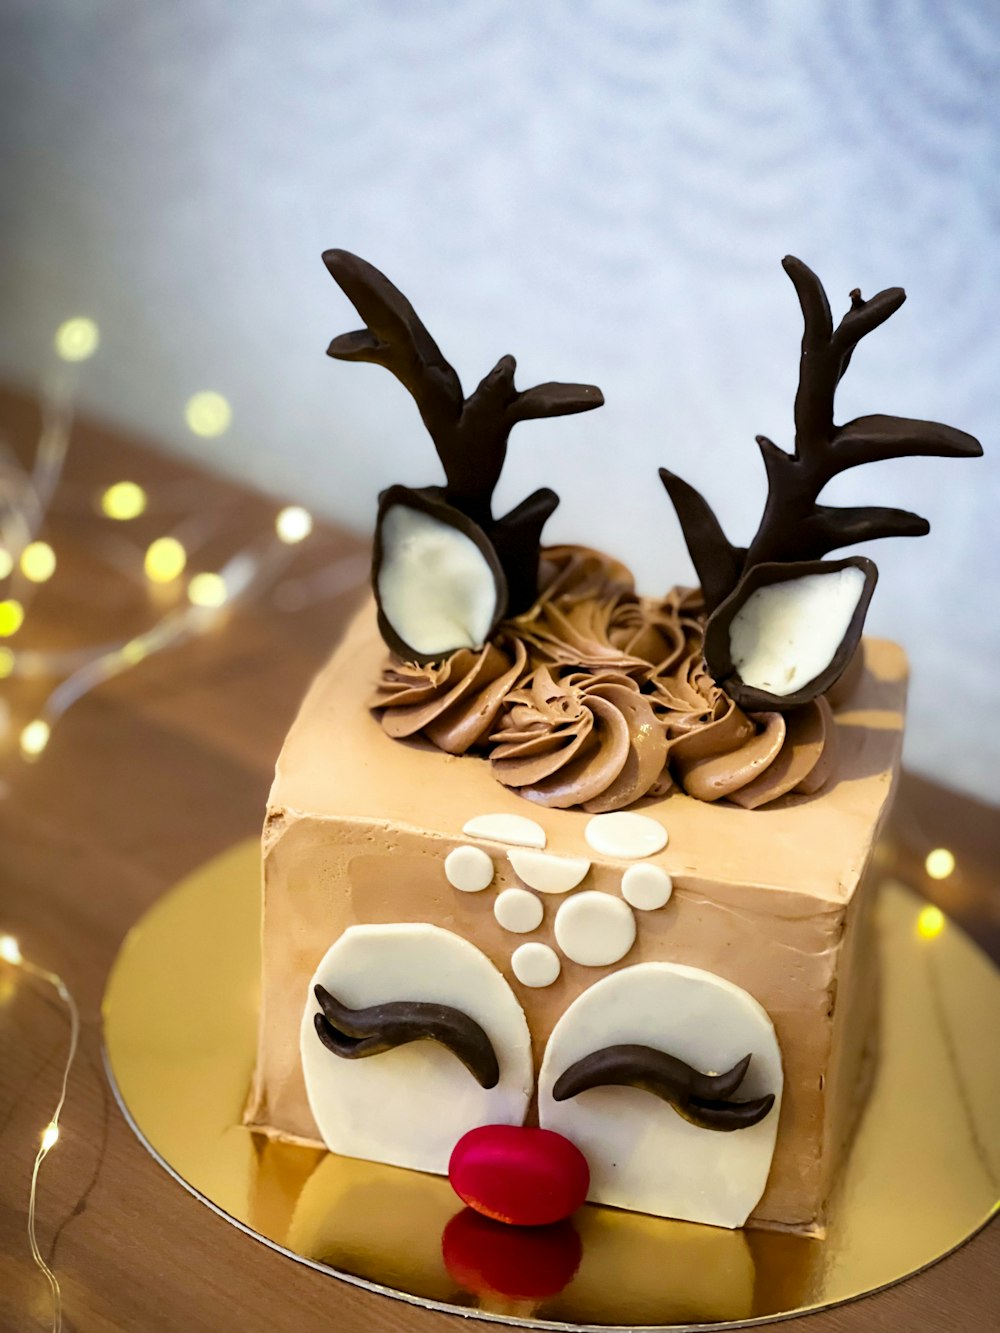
xmin=275 ymin=505 xmax=313 ymax=544
xmin=925 ymin=847 xmax=956 ymax=881
xmin=20 ymin=719 xmax=51 ymax=759
xmin=99 ymin=481 xmax=147 ymax=521
xmin=0 ymin=318 xmax=369 ymax=761
xmin=184 ymin=390 xmax=231 ymax=439
xmin=187 ymin=570 xmax=228 ymax=608
xmin=0 ymin=932 xmax=80 ymax=1333
xmin=53 ymin=316 xmax=99 ymax=363
xmin=20 ymin=541 xmax=57 ymax=584
xmin=143 ymin=536 xmax=187 ymax=584
xmin=0 ymin=599 xmax=26 ymax=637
xmin=917 ymin=904 xmax=946 ymax=939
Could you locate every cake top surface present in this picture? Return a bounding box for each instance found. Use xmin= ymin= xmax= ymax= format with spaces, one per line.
xmin=270 ymin=600 xmax=908 ymax=906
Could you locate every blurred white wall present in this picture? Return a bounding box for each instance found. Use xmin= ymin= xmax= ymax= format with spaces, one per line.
xmin=0 ymin=0 xmax=997 ymax=799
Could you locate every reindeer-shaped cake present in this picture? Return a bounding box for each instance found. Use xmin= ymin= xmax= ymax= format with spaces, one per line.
xmin=245 ymin=252 xmax=979 ymax=1239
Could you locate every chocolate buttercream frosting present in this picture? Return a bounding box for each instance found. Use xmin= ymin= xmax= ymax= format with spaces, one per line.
xmin=370 ymin=546 xmax=839 ymax=812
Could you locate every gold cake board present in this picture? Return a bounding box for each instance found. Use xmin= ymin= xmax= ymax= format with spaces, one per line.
xmin=101 ymin=840 xmax=1000 ymax=1331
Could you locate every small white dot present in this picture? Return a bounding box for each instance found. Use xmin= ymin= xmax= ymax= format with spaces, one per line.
xmin=621 ymin=864 xmax=673 ymax=911
xmin=494 ymin=888 xmax=544 ymax=934
xmin=444 ymin=845 xmax=495 ymax=893
xmin=511 ymin=943 xmax=561 ymax=988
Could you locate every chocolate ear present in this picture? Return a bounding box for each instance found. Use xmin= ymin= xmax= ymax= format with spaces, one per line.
xmin=703 ymin=556 xmax=877 ymax=711
xmin=372 ymin=485 xmax=508 ymax=664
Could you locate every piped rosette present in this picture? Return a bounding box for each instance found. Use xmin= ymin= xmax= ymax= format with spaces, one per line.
xmin=371 ymin=547 xmax=842 ymax=812
xmin=489 ymin=668 xmax=669 ymax=814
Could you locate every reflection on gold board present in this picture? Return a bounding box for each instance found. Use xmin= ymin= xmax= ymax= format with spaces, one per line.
xmin=103 ymin=840 xmax=1000 ymax=1329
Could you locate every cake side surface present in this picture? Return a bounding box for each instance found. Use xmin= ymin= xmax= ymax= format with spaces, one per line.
xmin=246 ymin=601 xmax=907 ymax=1232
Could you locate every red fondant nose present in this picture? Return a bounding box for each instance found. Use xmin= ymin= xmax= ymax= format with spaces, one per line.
xmin=448 ymin=1124 xmax=590 ymax=1227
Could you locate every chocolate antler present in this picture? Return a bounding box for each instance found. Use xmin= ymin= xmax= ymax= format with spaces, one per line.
xmin=324 ymin=250 xmax=603 ymax=656
xmin=662 ymin=256 xmax=982 ymax=710
xmin=746 ymin=258 xmax=980 ymax=569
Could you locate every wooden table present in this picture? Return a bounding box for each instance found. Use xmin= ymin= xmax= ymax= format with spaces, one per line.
xmin=1 ymin=385 xmax=997 ymax=1332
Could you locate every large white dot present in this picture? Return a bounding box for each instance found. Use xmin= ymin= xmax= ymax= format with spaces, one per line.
xmin=555 ymin=892 xmax=636 ymax=967
xmin=621 ymin=864 xmax=673 ymax=911
xmin=511 ymin=943 xmax=561 ymax=989
xmin=444 ymin=845 xmax=495 ymax=893
xmin=585 ymin=812 xmax=668 ymax=859
xmin=494 ymin=888 xmax=544 ymax=935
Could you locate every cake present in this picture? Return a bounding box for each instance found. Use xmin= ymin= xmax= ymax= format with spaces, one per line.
xmin=245 ymin=251 xmax=980 ymax=1243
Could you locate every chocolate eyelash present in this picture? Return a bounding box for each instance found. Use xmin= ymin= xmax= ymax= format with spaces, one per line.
xmin=312 ymin=984 xmax=500 ymax=1090
xmin=552 ymin=1044 xmax=774 ymax=1132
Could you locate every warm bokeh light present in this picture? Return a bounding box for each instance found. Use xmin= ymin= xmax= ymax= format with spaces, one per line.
xmin=144 ymin=536 xmax=187 ymax=583
xmin=0 ymin=548 xmax=12 ymax=579
xmin=184 ymin=391 xmax=232 ymax=438
xmin=121 ymin=639 xmax=148 ymax=666
xmin=40 ymin=1123 xmax=60 ymax=1152
xmin=101 ymin=481 xmax=147 ymax=520
xmin=20 ymin=719 xmax=51 ymax=757
xmin=275 ymin=505 xmax=313 ymax=544
xmin=0 ymin=599 xmax=25 ymax=637
xmin=0 ymin=647 xmax=14 ymax=679
xmin=54 ymin=316 xmax=100 ymax=362
xmin=0 ymin=934 xmax=22 ymax=966
xmin=20 ymin=540 xmax=57 ymax=583
xmin=925 ymin=847 xmax=956 ymax=881
xmin=187 ymin=572 xmax=227 ymax=608
xmin=917 ymin=905 xmax=945 ymax=939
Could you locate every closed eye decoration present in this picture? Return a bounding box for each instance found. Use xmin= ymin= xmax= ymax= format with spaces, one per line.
xmin=301 ymin=924 xmax=532 ymax=1175
xmin=312 ymin=984 xmax=500 ymax=1089
xmin=538 ymin=962 xmax=783 ymax=1229
xmin=552 ymin=1046 xmax=774 ymax=1131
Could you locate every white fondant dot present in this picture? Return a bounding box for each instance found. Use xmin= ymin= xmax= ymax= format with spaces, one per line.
xmin=494 ymin=888 xmax=544 ymax=934
xmin=507 ymin=848 xmax=590 ymax=894
xmin=621 ymin=863 xmax=673 ymax=911
xmin=462 ymin=813 xmax=546 ymax=849
xmin=555 ymin=892 xmax=636 ymax=967
xmin=444 ymin=845 xmax=495 ymax=893
xmin=584 ymin=811 xmax=668 ymax=859
xmin=511 ymin=942 xmax=561 ymax=988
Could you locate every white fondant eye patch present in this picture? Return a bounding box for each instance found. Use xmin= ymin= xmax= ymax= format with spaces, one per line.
xmin=621 ymin=864 xmax=673 ymax=911
xmin=444 ymin=845 xmax=495 ymax=892
xmin=585 ymin=812 xmax=667 ymax=859
xmin=462 ymin=813 xmax=546 ymax=849
xmin=728 ymin=565 xmax=867 ymax=697
xmin=554 ymin=892 xmax=636 ymax=966
xmin=494 ymin=888 xmax=544 ymax=934
xmin=507 ymin=848 xmax=590 ymax=894
xmin=301 ymin=924 xmax=532 ymax=1176
xmin=511 ymin=942 xmax=561 ymax=989
xmin=538 ymin=963 xmax=782 ymax=1229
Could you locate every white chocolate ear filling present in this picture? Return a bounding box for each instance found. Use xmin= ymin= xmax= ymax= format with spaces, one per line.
xmin=301 ymin=924 xmax=532 ymax=1176
xmin=729 ymin=565 xmax=867 ymax=697
xmin=537 ymin=963 xmax=783 ymax=1229
xmin=377 ymin=503 xmax=499 ymax=656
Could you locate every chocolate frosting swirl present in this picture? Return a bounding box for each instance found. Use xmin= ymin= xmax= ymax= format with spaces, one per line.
xmin=370 ymin=546 xmax=839 ymax=811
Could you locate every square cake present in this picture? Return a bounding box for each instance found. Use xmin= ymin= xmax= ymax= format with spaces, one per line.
xmin=245 ymin=247 xmax=979 ymax=1241
xmin=245 ymin=600 xmax=906 ymax=1234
